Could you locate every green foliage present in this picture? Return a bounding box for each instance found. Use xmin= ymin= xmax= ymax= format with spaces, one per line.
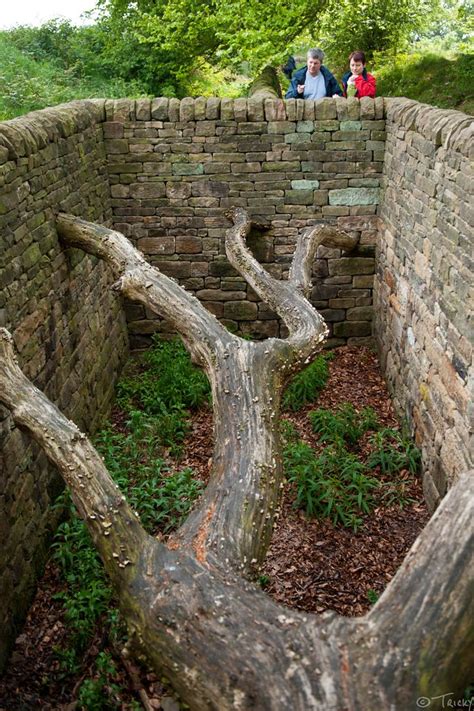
xmin=284 ymin=440 xmax=380 ymax=530
xmin=367 ymin=427 xmax=421 ymax=475
xmin=366 ymin=588 xmax=379 ymax=604
xmin=316 ymin=0 xmax=441 ymax=69
xmin=309 ymin=403 xmax=379 ymax=447
xmin=280 ymin=419 xmax=300 ymax=445
xmin=0 ymin=29 xmax=148 ymax=120
xmin=52 ymin=494 xmax=111 ymax=652
xmin=374 ymin=50 xmax=474 ymax=114
xmin=77 ymin=652 xmax=121 ymax=710
xmin=51 ymin=335 xmax=205 ymax=677
xmin=117 ymin=336 xmax=210 ymax=414
xmin=285 ymin=399 xmax=421 ymax=528
xmin=282 ymin=353 xmax=331 ymax=411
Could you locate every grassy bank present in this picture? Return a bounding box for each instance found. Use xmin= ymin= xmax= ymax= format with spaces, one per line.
xmin=375 ymin=50 xmax=473 ymax=114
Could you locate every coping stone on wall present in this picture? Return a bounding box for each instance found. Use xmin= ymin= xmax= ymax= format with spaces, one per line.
xmin=0 ymin=100 xmax=106 ymax=160
xmin=128 ymin=97 xmax=381 ymax=124
xmin=384 ymin=97 xmax=473 ymax=157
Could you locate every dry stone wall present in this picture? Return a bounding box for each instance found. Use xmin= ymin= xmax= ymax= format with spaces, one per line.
xmin=103 ymin=96 xmax=385 ymax=346
xmin=0 ymin=101 xmax=129 ymax=670
xmin=375 ymin=99 xmax=473 ymax=509
xmin=0 ymin=94 xmax=471 ymax=673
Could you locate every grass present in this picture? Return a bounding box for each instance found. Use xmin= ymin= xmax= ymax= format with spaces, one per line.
xmin=375 ymin=51 xmax=473 ymax=114
xmin=0 ymin=33 xmax=148 ymax=120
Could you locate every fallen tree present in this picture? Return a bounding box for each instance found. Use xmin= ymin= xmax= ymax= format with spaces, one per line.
xmin=0 ymin=209 xmax=472 ymax=709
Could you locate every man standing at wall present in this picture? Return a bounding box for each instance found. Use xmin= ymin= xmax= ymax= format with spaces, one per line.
xmin=285 ymin=48 xmax=342 ymax=99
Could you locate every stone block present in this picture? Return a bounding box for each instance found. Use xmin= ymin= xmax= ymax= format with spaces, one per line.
xmin=206 ymin=97 xmax=221 ymax=119
xmin=136 ymin=99 xmax=151 ymax=121
xmin=285 ymin=189 xmax=314 ymax=205
xmin=172 ymin=163 xmax=204 ymax=176
xmin=360 ymin=97 xmax=375 ymax=119
xmin=224 ymin=301 xmax=258 ymax=320
xmin=329 ymin=258 xmax=375 ymax=276
xmin=333 ymin=321 xmax=372 ymax=337
xmin=221 ymin=99 xmax=235 ymax=120
xmin=291 ymin=179 xmax=319 ymax=190
xmin=340 ymin=121 xmax=362 ymax=131
xmin=176 ymin=236 xmax=202 ymax=254
xmin=315 ymin=98 xmax=337 ymax=119
xmin=151 ymin=98 xmax=169 ymax=121
xmin=137 ymin=236 xmax=175 ymax=255
xmin=166 ymin=182 xmax=192 ymax=199
xmin=179 ymin=98 xmax=195 ymax=122
xmin=129 ymin=183 xmax=166 ymax=198
xmin=194 ymin=96 xmax=207 ymax=120
xmin=268 ymin=121 xmax=295 ymax=134
xmin=248 ymin=98 xmax=265 ymax=121
xmin=329 ymin=188 xmax=380 ymax=205
xmin=264 ymin=99 xmax=286 ymax=121
xmin=347 ymin=306 xmax=374 ymax=321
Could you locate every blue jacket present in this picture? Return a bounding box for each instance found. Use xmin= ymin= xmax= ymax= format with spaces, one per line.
xmin=285 ymin=65 xmax=342 ymax=99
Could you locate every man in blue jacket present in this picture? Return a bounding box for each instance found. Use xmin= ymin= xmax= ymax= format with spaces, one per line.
xmin=285 ymin=48 xmax=342 ymax=99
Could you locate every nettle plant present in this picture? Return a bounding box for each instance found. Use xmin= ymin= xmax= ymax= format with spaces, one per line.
xmin=283 ymin=401 xmax=422 ymax=530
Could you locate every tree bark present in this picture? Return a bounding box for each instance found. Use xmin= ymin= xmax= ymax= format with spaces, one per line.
xmin=0 ymin=210 xmax=472 ymax=709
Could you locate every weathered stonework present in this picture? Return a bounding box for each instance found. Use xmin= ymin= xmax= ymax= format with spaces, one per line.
xmin=103 ymin=96 xmax=385 ymax=347
xmin=0 ymin=95 xmax=472 ymax=674
xmin=0 ymin=101 xmax=129 ymax=670
xmin=375 ymin=98 xmax=473 ymax=510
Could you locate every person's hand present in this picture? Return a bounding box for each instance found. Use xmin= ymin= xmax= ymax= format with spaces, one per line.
xmin=333 ymin=94 xmax=342 ymax=98
xmin=348 ymin=75 xmax=356 ymax=84
xmin=297 ymin=84 xmax=304 ymax=94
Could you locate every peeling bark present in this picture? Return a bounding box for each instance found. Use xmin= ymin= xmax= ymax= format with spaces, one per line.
xmin=0 ymin=210 xmax=472 ymax=709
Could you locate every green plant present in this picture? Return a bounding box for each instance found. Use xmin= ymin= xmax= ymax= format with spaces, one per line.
xmin=280 ymin=419 xmax=300 ymax=446
xmin=129 ymin=468 xmax=204 ymax=534
xmin=258 ymin=574 xmax=271 ymax=589
xmin=309 ymin=403 xmax=379 ymax=447
xmin=367 ymin=427 xmax=421 ymax=475
xmin=77 ymin=652 xmax=120 ymax=710
xmin=366 ymin=589 xmax=379 ymax=604
xmin=284 ymin=441 xmax=380 ymax=530
xmin=117 ymin=336 xmax=210 ymax=415
xmin=283 ymin=354 xmax=332 ymax=411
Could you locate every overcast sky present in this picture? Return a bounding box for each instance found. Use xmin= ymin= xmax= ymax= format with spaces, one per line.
xmin=0 ymin=0 xmax=99 ymax=29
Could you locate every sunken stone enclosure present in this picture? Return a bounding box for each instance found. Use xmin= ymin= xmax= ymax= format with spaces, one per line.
xmin=0 ymin=96 xmax=472 ymax=670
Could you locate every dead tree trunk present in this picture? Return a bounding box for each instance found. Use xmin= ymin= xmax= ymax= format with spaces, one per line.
xmin=0 ymin=209 xmax=472 ymax=710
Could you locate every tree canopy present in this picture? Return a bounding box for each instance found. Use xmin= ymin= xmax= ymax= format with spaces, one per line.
xmin=96 ymin=0 xmax=445 ymax=93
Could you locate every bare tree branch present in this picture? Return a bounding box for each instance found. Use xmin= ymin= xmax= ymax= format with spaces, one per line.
xmin=0 ymin=328 xmax=149 ymax=588
xmin=57 ymin=213 xmax=233 ymax=369
xmin=289 ymin=225 xmax=358 ymax=295
xmin=225 ymin=208 xmax=358 ymax=359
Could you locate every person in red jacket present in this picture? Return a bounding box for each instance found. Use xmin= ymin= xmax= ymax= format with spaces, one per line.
xmin=342 ymin=51 xmax=376 ymax=98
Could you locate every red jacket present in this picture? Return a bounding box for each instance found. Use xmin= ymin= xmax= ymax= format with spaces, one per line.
xmin=342 ymin=69 xmax=376 ymax=98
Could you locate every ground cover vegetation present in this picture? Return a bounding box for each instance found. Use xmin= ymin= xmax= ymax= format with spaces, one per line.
xmin=0 ymin=341 xmax=431 ymax=708
xmin=0 ymin=0 xmax=471 ymax=118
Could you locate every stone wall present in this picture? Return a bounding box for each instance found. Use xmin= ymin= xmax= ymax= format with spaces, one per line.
xmin=103 ymin=97 xmax=385 ymax=346
xmin=375 ymin=99 xmax=473 ymax=509
xmin=0 ymin=94 xmax=471 ymax=672
xmin=0 ymin=101 xmax=129 ymax=670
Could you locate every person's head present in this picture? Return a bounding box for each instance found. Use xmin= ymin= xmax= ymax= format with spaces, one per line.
xmin=349 ymin=50 xmax=366 ymax=76
xmin=307 ymin=48 xmax=325 ymax=76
